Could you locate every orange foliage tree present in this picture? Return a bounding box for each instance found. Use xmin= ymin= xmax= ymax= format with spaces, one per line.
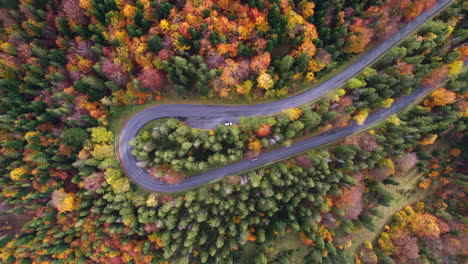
xmin=421 ymin=67 xmax=448 ymax=87
xmin=345 ymin=18 xmax=373 ymax=54
xmin=456 ymin=45 xmax=468 ymax=61
xmin=427 ymin=88 xmax=456 ymax=107
xmin=250 ymin=52 xmax=270 ymax=74
xmin=248 ymin=140 xmax=262 ymax=153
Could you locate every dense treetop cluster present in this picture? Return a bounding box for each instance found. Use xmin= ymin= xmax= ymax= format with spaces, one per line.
xmin=0 ymin=0 xmax=466 ymax=263
xmin=0 ymin=0 xmax=441 ymax=104
xmin=131 ymin=12 xmax=466 ymax=182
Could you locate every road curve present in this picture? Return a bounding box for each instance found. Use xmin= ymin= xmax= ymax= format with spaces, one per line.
xmin=118 ymin=0 xmax=453 ymax=193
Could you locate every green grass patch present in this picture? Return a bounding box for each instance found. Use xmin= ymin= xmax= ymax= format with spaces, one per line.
xmin=238 ymin=232 xmax=310 ymax=264
xmin=238 ymin=242 xmax=257 ymax=263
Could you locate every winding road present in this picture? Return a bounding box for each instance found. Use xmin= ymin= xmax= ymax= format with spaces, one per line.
xmin=118 ymin=0 xmax=453 ymax=193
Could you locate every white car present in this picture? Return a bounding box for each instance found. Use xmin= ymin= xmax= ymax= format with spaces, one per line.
xmin=224 ymin=121 xmax=233 ymax=126
xmin=250 ymin=157 xmax=258 ymax=162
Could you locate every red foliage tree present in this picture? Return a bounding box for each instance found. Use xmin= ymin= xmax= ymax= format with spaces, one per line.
xmin=160 ymin=169 xmax=184 ymax=185
xmin=255 ymin=124 xmax=271 ymax=137
xmin=295 ymin=155 xmax=312 ymax=168
xmin=16 ymin=43 xmax=32 ymax=61
xmin=138 ymin=67 xmax=166 ymax=93
xmin=83 ymin=172 xmax=105 ymax=192
xmin=75 ymin=41 xmax=97 ymax=60
xmin=442 ymin=236 xmax=466 ymax=256
xmin=395 ymin=152 xmax=418 ymax=172
xmin=237 ymin=59 xmax=250 ymax=80
xmin=144 ymin=223 xmax=158 ymax=234
xmin=342 ymin=132 xmax=377 ymax=152
xmin=336 ymin=186 xmax=363 ymax=220
xmin=157 ymin=49 xmax=173 ymax=61
xmin=393 ymin=232 xmax=420 ymax=260
xmin=205 ymin=50 xmax=225 ymax=69
xmin=102 ymin=59 xmax=129 ymax=87
xmin=0 ymin=9 xmax=15 ymax=27
xmin=63 ymin=0 xmax=88 ymax=26
xmin=364 ymin=6 xmax=397 ymax=39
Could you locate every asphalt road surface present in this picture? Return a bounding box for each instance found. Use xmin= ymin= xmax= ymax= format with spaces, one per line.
xmin=118 ymin=0 xmax=453 ymax=193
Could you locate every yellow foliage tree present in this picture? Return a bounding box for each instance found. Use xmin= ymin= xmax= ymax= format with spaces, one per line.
xmin=105 ymin=168 xmax=130 ymax=193
xmin=318 ymin=225 xmax=333 ymax=242
xmin=385 ymin=114 xmax=399 ymax=125
xmin=381 ymin=98 xmax=394 ymax=108
xmin=257 ymin=73 xmax=274 ymax=90
xmin=148 ymin=233 xmax=164 ymax=247
xmin=10 ymin=167 xmax=28 ymax=181
xmin=363 ymin=241 xmax=373 ymax=250
xmin=306 ymin=71 xmax=315 ymax=81
xmin=146 ymin=193 xmax=158 ymax=207
xmin=286 ymin=10 xmax=305 ymax=38
xmin=354 ymin=109 xmax=369 ymax=125
xmin=362 ymin=67 xmax=377 ymax=77
xmin=283 ymin=107 xmax=303 ymax=121
xmin=420 ymin=134 xmax=437 ymax=145
xmin=92 ymin=143 xmax=113 ymax=160
xmin=0 ymin=42 xmax=16 ymax=55
xmin=51 ymin=188 xmax=79 ymax=212
xmin=236 ymin=80 xmax=253 ymax=95
xmin=90 ymin=127 xmax=113 ymax=144
xmin=409 ymin=212 xmax=441 ymax=239
xmin=2 ymin=188 xmax=16 ymax=198
xmin=113 ymin=30 xmax=130 ymax=46
xmin=419 ymin=178 xmax=432 ymax=189
xmin=383 ymin=158 xmax=395 ymax=175
xmin=159 ymin=19 xmax=170 ymax=33
xmin=0 ymin=130 xmax=12 ymax=143
xmin=336 ymin=89 xmax=346 ymax=96
xmin=308 ymin=60 xmax=323 ymax=72
xmin=447 ymin=60 xmax=463 ymax=76
xmin=378 ymin=232 xmax=395 ymax=254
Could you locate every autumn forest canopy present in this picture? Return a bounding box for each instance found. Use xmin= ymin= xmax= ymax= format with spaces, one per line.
xmin=0 ymin=0 xmax=467 ymax=263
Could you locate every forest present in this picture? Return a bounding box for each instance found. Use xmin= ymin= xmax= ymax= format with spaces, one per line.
xmin=130 ymin=13 xmax=465 ymax=181
xmin=0 ymin=0 xmax=466 ymax=263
